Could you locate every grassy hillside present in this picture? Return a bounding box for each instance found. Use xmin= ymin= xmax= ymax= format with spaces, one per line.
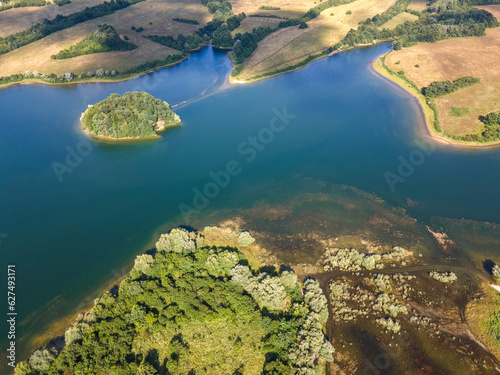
xmin=234 ymin=0 xmax=398 ymax=81
xmin=52 ymin=24 xmax=137 ymax=59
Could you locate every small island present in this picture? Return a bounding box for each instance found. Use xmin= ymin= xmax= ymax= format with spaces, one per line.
xmin=81 ymin=91 xmax=181 ymax=140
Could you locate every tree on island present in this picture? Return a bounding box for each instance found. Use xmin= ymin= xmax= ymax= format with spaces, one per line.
xmin=82 ymin=91 xmax=181 ymax=139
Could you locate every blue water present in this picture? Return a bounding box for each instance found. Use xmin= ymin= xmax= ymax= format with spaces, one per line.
xmin=1 ymin=44 xmax=500 ymax=369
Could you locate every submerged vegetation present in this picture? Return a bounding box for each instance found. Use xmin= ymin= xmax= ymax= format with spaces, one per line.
xmin=82 ymin=92 xmax=180 ymax=139
xmin=16 ymin=228 xmax=333 ymax=374
xmin=51 ymin=25 xmax=137 ymax=60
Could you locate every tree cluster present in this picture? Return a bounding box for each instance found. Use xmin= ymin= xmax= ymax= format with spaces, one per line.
xmin=51 ymin=24 xmax=137 ymax=59
xmin=233 ymin=26 xmax=274 ymax=63
xmin=53 ymin=0 xmax=71 ymax=6
xmin=172 ymin=18 xmax=199 ymax=25
xmin=478 ymin=112 xmax=500 ymax=141
xmin=422 ymin=76 xmax=480 ymax=97
xmin=0 ymin=0 xmax=46 ymax=13
xmin=201 ymin=0 xmax=233 ymax=20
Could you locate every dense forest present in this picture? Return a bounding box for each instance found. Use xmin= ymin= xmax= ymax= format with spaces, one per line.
xmin=15 ymin=228 xmax=333 ymax=374
xmin=82 ymin=92 xmax=181 ymax=139
xmin=0 ymin=0 xmax=144 ymax=55
xmin=52 ymin=25 xmax=136 ymax=60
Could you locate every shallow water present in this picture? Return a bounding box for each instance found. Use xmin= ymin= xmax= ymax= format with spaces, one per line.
xmin=1 ymin=44 xmax=500 ymax=369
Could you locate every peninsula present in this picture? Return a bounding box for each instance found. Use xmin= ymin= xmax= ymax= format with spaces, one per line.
xmin=81 ymin=91 xmax=181 ymax=140
xmin=14 ymin=228 xmax=334 ymax=375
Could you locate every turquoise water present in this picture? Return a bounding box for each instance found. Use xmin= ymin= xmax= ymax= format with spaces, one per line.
xmin=1 ymin=44 xmax=500 ymax=369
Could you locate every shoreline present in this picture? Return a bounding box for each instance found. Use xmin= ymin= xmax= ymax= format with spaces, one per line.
xmin=2 ymin=42 xmax=499 ymax=148
xmin=80 ymin=96 xmax=182 ymax=142
xmin=81 ymin=122 xmax=181 ymax=142
xmin=372 ymin=51 xmax=500 ymax=149
xmin=229 ymin=40 xmax=395 ymax=85
xmin=0 ymin=55 xmax=190 ymax=92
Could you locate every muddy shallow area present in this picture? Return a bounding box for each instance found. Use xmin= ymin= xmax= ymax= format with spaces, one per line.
xmin=160 ymin=178 xmax=500 ymax=374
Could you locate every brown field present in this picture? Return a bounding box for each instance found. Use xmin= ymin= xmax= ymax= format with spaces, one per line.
xmin=231 ymin=16 xmax=281 ymax=35
xmin=378 ymin=11 xmax=418 ymax=30
xmin=407 ymin=0 xmax=428 ymax=12
xmin=236 ymin=0 xmax=397 ymax=80
xmin=385 ymin=5 xmax=500 ymax=136
xmin=230 ymin=0 xmax=317 ymax=20
xmin=0 ymin=0 xmax=107 ymax=38
xmin=0 ymin=0 xmax=212 ymax=76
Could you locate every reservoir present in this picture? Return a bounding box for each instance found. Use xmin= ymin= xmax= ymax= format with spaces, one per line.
xmin=1 ymin=43 xmax=500 ymax=369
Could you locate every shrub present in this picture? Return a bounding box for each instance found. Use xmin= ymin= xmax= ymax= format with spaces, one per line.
xmin=493 ymin=265 xmax=500 ymax=279
xmin=14 ymin=362 xmax=33 ymax=375
xmin=205 ymin=250 xmax=239 ymax=276
xmin=64 ymin=323 xmax=89 ymax=345
xmin=372 ymin=293 xmax=408 ymax=317
xmin=29 ymin=348 xmax=56 ymax=372
xmin=173 ymin=18 xmax=199 ymax=25
xmin=392 ymin=40 xmax=403 ymax=50
xmin=429 ymin=271 xmax=457 ymax=283
xmin=376 ymin=317 xmax=401 ymax=333
xmin=133 ymin=254 xmax=155 ymax=274
xmin=280 ymin=271 xmax=298 ymax=289
xmin=238 ymin=231 xmax=255 ymax=247
xmin=231 ymin=265 xmax=289 ymax=311
xmin=156 ymin=228 xmax=198 ymax=253
xmin=288 ymin=316 xmax=335 ymax=373
xmin=303 ymin=279 xmax=329 ymax=324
